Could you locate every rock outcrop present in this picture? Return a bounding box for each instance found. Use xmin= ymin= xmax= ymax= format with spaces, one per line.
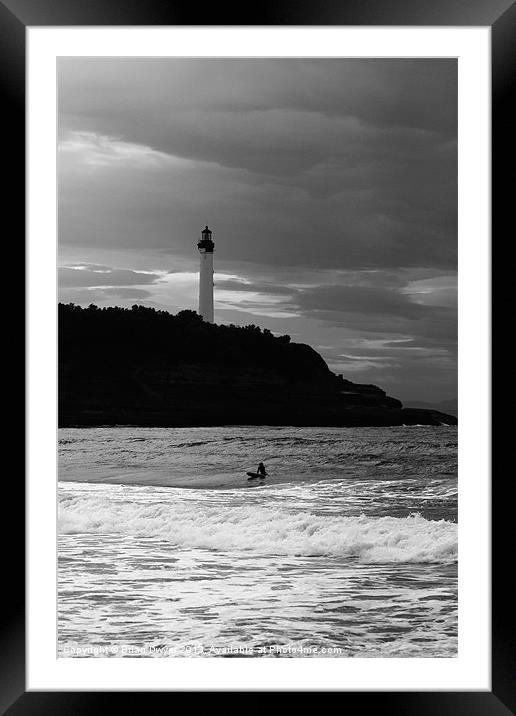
xmin=58 ymin=304 xmax=457 ymax=427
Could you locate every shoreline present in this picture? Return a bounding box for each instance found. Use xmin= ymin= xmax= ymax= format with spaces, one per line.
xmin=58 ymin=409 xmax=457 ymax=429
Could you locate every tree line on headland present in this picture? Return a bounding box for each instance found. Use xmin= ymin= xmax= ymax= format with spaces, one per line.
xmin=58 ymin=303 xmax=457 ymax=427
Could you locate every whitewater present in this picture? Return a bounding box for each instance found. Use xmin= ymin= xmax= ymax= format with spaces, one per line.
xmin=58 ymin=425 xmax=458 ymax=658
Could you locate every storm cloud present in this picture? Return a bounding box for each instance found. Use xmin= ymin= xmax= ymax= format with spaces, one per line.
xmin=59 ymin=266 xmax=163 ymax=288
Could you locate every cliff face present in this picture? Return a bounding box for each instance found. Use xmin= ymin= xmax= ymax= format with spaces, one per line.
xmin=58 ymin=304 xmax=457 ymax=427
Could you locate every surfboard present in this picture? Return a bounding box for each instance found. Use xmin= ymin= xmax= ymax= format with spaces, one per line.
xmin=247 ymin=471 xmax=267 ymax=480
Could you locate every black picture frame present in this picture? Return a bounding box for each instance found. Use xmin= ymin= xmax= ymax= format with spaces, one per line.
xmin=6 ymin=0 xmax=508 ymax=710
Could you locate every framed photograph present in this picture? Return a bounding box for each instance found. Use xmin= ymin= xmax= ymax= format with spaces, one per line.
xmin=7 ymin=0 xmax=508 ymax=708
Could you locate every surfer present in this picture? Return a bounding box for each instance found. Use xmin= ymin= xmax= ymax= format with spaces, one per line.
xmin=246 ymin=462 xmax=268 ymax=481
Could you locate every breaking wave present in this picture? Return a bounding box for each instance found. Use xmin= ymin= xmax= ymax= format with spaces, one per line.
xmin=59 ymin=493 xmax=457 ymax=564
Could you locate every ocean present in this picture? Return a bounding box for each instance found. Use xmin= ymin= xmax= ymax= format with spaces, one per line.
xmin=58 ymin=425 xmax=458 ymax=658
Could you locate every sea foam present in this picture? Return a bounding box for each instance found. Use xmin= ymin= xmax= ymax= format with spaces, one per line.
xmin=59 ymin=492 xmax=457 ymax=564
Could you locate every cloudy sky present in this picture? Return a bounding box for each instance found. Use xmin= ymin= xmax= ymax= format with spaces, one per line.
xmin=58 ymin=58 xmax=457 ymax=403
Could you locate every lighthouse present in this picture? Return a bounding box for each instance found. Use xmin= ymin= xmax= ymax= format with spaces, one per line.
xmin=197 ymin=225 xmax=215 ymax=323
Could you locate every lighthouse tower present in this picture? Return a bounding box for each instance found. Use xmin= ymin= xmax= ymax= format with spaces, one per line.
xmin=197 ymin=225 xmax=214 ymax=323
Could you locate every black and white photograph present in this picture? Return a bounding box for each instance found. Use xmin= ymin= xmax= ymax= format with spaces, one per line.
xmin=57 ymin=57 xmax=459 ymax=660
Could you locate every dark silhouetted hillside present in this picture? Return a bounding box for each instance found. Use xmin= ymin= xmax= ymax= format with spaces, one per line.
xmin=58 ymin=303 xmax=457 ymax=427
xmin=405 ymin=399 xmax=457 ymax=418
